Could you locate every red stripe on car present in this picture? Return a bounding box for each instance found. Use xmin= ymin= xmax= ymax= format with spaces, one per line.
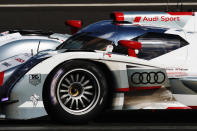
xmin=168 ymin=12 xmax=194 ymax=16
xmin=131 ymin=86 xmax=161 ymax=91
xmin=189 ymin=106 xmax=197 ymax=109
xmin=116 ymin=88 xmax=130 ymax=92
xmin=0 ymin=71 xmax=5 ymax=86
xmin=167 ymin=107 xmax=191 ymax=109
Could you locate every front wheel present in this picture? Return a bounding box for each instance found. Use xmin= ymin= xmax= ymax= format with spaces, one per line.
xmin=43 ymin=60 xmax=108 ymax=123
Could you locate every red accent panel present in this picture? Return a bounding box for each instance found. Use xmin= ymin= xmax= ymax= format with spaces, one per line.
xmin=118 ymin=40 xmax=141 ymax=49
xmin=65 ymin=20 xmax=82 ymax=29
xmin=0 ymin=71 xmax=4 ymax=86
xmin=116 ymin=88 xmax=130 ymax=92
xmin=134 ymin=16 xmax=141 ymax=23
xmin=168 ymin=12 xmax=194 ymax=16
xmin=118 ymin=40 xmax=141 ymax=57
xmin=131 ymin=86 xmax=161 ymax=91
xmin=128 ymin=48 xmax=136 ymax=57
xmin=112 ymin=12 xmax=124 ymax=21
xmin=65 ymin=20 xmax=82 ymax=34
xmin=167 ymin=107 xmax=191 ymax=109
xmin=189 ymin=106 xmax=197 ymax=109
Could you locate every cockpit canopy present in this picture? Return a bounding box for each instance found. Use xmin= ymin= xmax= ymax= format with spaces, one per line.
xmin=58 ymin=20 xmax=189 ymax=60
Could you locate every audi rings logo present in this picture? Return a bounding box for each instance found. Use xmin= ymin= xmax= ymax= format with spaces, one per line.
xmin=131 ymin=72 xmax=166 ymax=84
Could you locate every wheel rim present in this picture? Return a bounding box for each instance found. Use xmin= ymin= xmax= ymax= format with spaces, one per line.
xmin=57 ymin=68 xmax=101 ymax=115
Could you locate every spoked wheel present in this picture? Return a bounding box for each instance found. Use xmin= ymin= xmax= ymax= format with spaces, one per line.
xmin=57 ymin=68 xmax=100 ymax=115
xmin=43 ymin=60 xmax=108 ymax=123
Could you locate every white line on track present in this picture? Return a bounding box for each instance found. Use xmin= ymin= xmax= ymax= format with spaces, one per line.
xmin=0 ymin=2 xmax=196 ymax=7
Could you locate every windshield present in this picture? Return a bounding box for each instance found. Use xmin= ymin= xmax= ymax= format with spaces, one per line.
xmin=57 ymin=33 xmax=113 ymax=51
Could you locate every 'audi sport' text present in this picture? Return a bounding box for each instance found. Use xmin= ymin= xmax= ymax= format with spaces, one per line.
xmin=142 ymin=16 xmax=180 ymax=22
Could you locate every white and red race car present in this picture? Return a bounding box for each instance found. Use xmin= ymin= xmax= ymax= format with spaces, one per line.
xmin=0 ymin=11 xmax=196 ymax=123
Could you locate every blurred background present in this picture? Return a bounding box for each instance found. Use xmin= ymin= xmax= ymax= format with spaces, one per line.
xmin=0 ymin=0 xmax=196 ymax=34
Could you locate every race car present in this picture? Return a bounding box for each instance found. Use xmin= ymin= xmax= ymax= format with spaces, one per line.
xmin=0 ymin=30 xmax=70 ymax=61
xmin=0 ymin=11 xmax=196 ymax=123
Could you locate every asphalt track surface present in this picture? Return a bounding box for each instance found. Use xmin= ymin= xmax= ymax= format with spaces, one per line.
xmin=1 ymin=1 xmax=197 ymax=130
xmin=1 ymin=110 xmax=197 ymax=131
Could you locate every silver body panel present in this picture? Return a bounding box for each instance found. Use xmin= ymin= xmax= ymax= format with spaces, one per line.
xmin=0 ymin=32 xmax=70 ymax=61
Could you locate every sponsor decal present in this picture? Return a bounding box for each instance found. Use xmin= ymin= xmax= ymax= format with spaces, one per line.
xmin=15 ymin=58 xmax=25 ymax=63
xmin=30 ymin=94 xmax=40 ymax=107
xmin=0 ymin=53 xmax=31 ymax=72
xmin=166 ymin=67 xmax=188 ymax=77
xmin=29 ymin=74 xmax=41 ymax=86
xmin=134 ymin=16 xmax=141 ymax=22
xmin=131 ymin=71 xmax=166 ymax=84
xmin=134 ymin=16 xmax=180 ymax=23
xmin=18 ymin=97 xmax=44 ymax=108
xmin=2 ymin=62 xmax=11 ymax=67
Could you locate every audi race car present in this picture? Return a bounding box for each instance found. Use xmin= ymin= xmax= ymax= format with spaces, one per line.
xmin=0 ymin=11 xmax=197 ymax=123
xmin=0 ymin=30 xmax=70 ymax=61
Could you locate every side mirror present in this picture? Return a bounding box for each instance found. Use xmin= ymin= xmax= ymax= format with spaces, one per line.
xmin=65 ymin=20 xmax=82 ymax=34
xmin=118 ymin=40 xmax=141 ymax=57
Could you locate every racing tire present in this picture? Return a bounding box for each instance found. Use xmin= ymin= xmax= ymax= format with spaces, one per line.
xmin=43 ymin=60 xmax=108 ymax=123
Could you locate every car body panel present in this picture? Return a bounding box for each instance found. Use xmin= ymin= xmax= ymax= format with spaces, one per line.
xmin=3 ymin=50 xmax=169 ymax=119
xmin=0 ymin=31 xmax=70 ymax=61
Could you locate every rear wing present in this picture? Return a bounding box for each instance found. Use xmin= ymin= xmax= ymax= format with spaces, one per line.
xmin=111 ymin=11 xmax=196 ymax=31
